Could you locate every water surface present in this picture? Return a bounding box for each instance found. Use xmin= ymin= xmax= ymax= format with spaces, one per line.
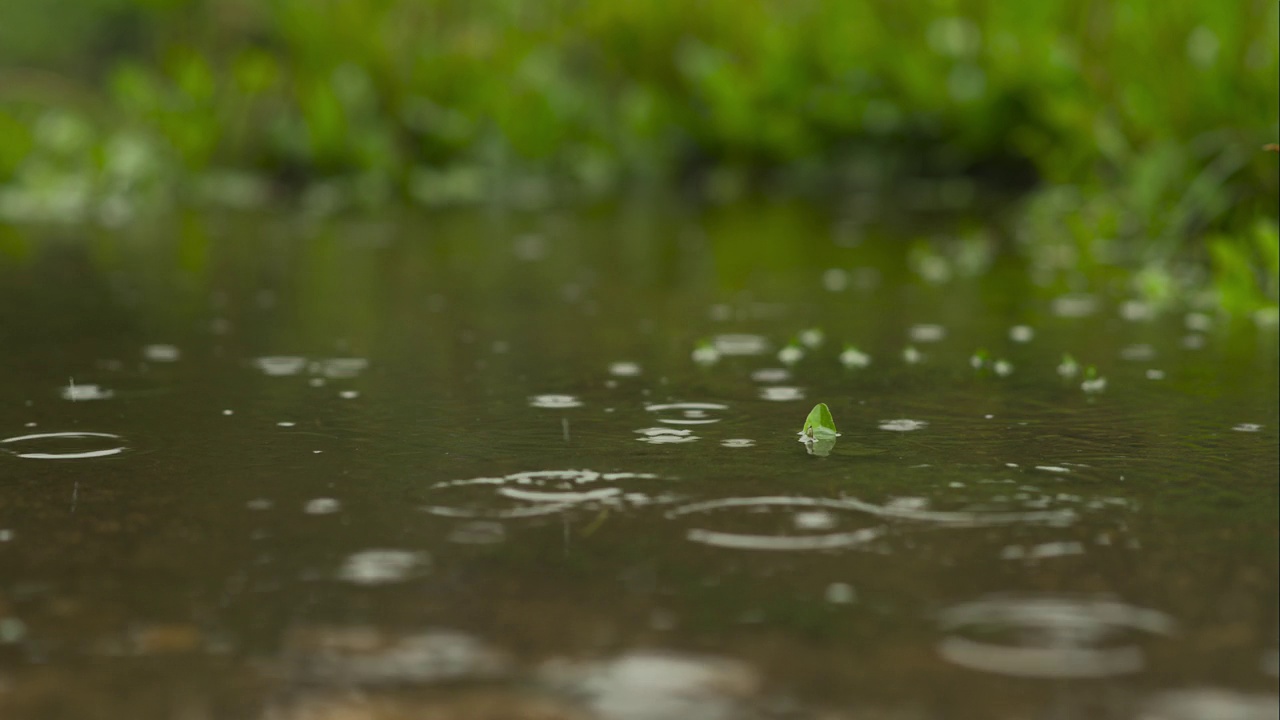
xmin=0 ymin=205 xmax=1276 ymax=719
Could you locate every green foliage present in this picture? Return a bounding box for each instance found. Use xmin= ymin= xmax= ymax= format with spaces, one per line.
xmin=0 ymin=0 xmax=1276 ymax=312
xmin=801 ymin=403 xmax=838 ymax=440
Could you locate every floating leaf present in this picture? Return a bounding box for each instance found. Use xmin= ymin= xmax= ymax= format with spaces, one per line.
xmin=800 ymin=402 xmax=839 ymax=440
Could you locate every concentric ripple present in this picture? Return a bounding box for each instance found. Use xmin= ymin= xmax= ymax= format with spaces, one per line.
xmin=1 ymin=432 xmax=128 ymax=460
xmin=937 ymin=595 xmax=1175 ymax=678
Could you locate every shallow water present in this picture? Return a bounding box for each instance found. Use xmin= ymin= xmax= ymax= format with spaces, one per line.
xmin=0 ymin=205 xmax=1276 ymax=719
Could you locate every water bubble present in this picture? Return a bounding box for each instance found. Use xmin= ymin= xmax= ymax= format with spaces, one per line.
xmin=1009 ymin=325 xmax=1034 ymax=343
xmin=142 ymin=344 xmax=180 ymax=362
xmin=646 ymin=402 xmax=729 ymax=425
xmin=1 ymin=431 xmax=127 ymax=460
xmin=878 ymin=419 xmax=928 ymax=432
xmin=337 ymin=549 xmax=430 ymax=585
xmin=277 ymin=421 xmax=297 ymax=427
xmin=339 ymin=390 xmax=360 ymax=400
xmin=1146 ymin=369 xmax=1166 ymax=380
xmin=937 ymin=595 xmax=1175 ymax=678
xmin=993 ymin=360 xmax=1013 ymax=377
xmin=759 ymin=386 xmax=805 ymax=402
xmin=530 ymin=394 xmax=583 ymax=409
xmin=1232 ymin=423 xmax=1263 ymax=433
xmin=903 ymin=346 xmax=924 ymax=364
xmin=721 ymin=439 xmax=755 ymax=448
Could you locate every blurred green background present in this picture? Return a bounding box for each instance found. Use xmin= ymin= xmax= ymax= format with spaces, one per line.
xmin=0 ymin=0 xmax=1276 ymax=314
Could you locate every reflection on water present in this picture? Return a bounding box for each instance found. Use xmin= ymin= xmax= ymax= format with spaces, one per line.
xmin=0 ymin=209 xmax=1275 ymax=719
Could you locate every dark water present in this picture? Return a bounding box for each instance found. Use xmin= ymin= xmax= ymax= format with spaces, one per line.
xmin=0 ymin=205 xmax=1277 ymax=719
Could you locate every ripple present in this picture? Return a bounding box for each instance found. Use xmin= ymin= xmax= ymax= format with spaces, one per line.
xmin=878 ymin=419 xmax=928 ymax=432
xmin=529 ymin=394 xmax=583 ymax=409
xmin=421 ymin=469 xmax=675 ymax=519
xmin=316 ymin=357 xmax=369 ymax=379
xmin=936 ymin=595 xmax=1174 ymax=678
xmin=646 ymin=402 xmax=729 ymax=425
xmin=636 ymin=427 xmax=698 ymax=445
xmin=721 ymin=439 xmax=755 ymax=448
xmin=337 ymin=549 xmax=431 ymax=585
xmin=1232 ymin=423 xmax=1264 ymax=433
xmin=304 ymin=498 xmax=342 ymax=515
xmin=666 ymin=497 xmax=889 ymax=551
xmin=1 ymin=431 xmax=127 ymax=460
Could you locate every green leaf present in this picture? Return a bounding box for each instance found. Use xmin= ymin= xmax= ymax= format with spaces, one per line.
xmin=801 ymin=402 xmax=838 ymax=439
